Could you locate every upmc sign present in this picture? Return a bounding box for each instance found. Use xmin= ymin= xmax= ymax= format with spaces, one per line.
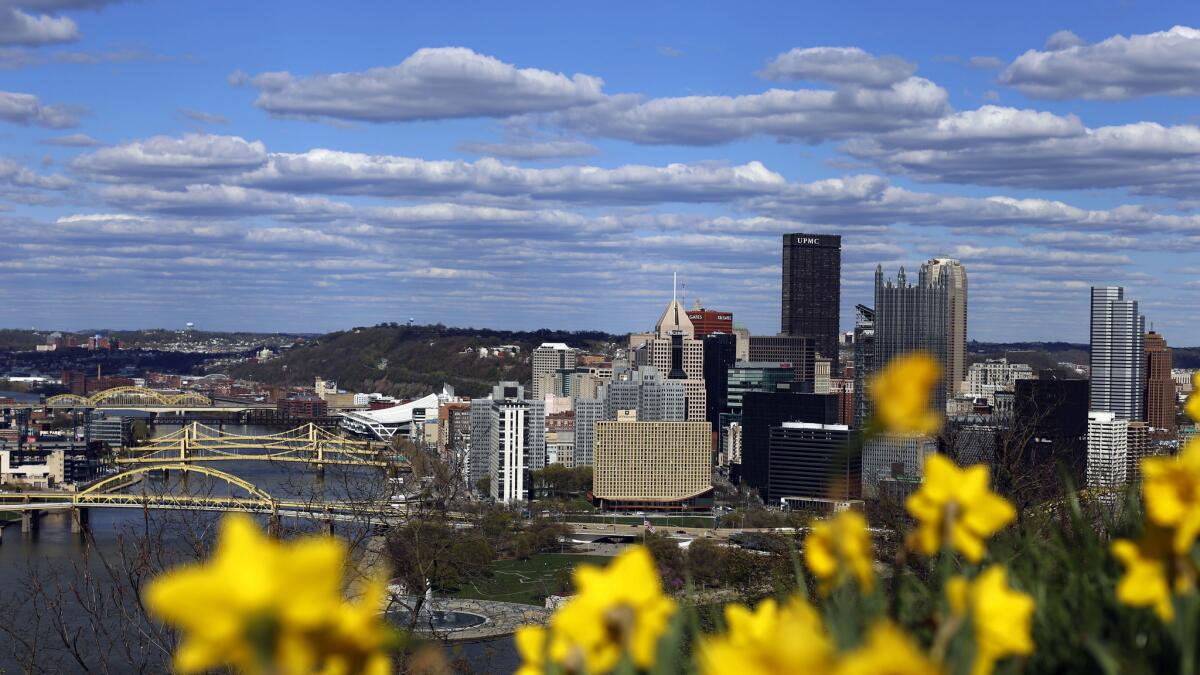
xmin=794 ymin=236 xmax=821 ymax=245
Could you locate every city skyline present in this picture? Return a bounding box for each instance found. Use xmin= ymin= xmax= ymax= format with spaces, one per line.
xmin=3 ymin=2 xmax=1200 ymax=341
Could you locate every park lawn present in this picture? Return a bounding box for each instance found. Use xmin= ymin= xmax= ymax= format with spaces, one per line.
xmin=451 ymin=553 xmax=612 ymax=606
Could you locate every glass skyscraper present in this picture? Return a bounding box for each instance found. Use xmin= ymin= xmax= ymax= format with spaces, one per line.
xmin=781 ymin=233 xmax=841 ymax=369
xmin=1090 ymin=286 xmax=1145 ymax=421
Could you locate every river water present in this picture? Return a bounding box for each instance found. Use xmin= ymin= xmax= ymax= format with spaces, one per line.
xmin=0 ymin=423 xmax=518 ymax=673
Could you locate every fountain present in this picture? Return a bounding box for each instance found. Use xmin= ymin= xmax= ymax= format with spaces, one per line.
xmin=387 ymin=580 xmax=487 ymax=633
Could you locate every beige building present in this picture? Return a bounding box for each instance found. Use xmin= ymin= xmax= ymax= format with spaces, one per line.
xmin=635 ymin=292 xmax=707 ymax=422
xmin=593 ymin=413 xmax=711 ymax=509
xmin=532 ymin=343 xmax=576 ymax=401
xmin=925 ymin=258 xmax=968 ymax=397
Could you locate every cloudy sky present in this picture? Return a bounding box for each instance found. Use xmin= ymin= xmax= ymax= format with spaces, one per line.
xmin=3 ymin=1 xmax=1200 ymax=343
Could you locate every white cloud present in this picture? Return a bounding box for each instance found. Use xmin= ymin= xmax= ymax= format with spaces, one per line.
xmin=41 ymin=132 xmax=101 ymax=146
xmin=1001 ymin=25 xmax=1200 ymax=100
xmin=0 ymin=89 xmax=77 ymax=127
xmin=247 ymin=47 xmax=605 ymax=123
xmin=72 ymin=133 xmax=267 ymax=181
xmin=967 ymin=56 xmax=1004 ymax=70
xmin=181 ymin=108 xmax=229 ymax=125
xmin=759 ymin=46 xmax=915 ymax=87
xmin=1044 ymin=30 xmax=1084 ymax=51
xmin=95 ymin=183 xmax=353 ymax=218
xmin=0 ymin=157 xmax=72 ymax=189
xmin=456 ymin=138 xmax=597 ymax=160
xmin=0 ymin=7 xmax=76 ymax=46
xmin=550 ymin=77 xmax=948 ymax=145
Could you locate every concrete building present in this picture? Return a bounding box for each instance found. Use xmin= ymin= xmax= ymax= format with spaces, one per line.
xmin=573 ymin=397 xmax=606 ymax=467
xmin=1144 ymin=331 xmax=1175 ymax=435
xmin=0 ymin=449 xmax=65 ymax=488
xmin=853 ymin=304 xmax=875 ymax=427
xmin=592 ymin=412 xmax=712 ymax=510
xmin=606 ymin=367 xmax=687 ymax=422
xmin=739 ymin=391 xmax=840 ymax=496
xmin=635 ymin=285 xmax=707 ymax=422
xmin=1090 ymin=287 xmax=1145 ymax=421
xmin=749 ymin=335 xmax=814 ymax=384
xmin=781 ymin=233 xmax=841 ymax=369
xmin=813 ymin=356 xmax=831 ymax=394
xmin=340 ymin=392 xmax=440 ymax=441
xmin=963 ymin=358 xmax=1035 ymax=405
xmin=468 ymin=382 xmax=546 ymax=502
xmin=531 ymin=343 xmax=576 ymax=401
xmin=87 ymin=414 xmax=131 ymax=448
xmin=767 ymin=422 xmax=860 ymax=503
xmin=862 ymin=432 xmax=938 ymax=499
xmin=733 ymin=325 xmax=751 ymax=362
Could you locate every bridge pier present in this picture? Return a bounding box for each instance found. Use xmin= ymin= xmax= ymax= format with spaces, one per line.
xmin=70 ymin=507 xmax=90 ymax=535
xmin=21 ymin=510 xmax=39 ymax=535
xmin=267 ymin=513 xmax=282 ymax=539
xmin=315 ymin=463 xmax=325 ymax=480
xmin=322 ymin=518 xmax=334 ymax=536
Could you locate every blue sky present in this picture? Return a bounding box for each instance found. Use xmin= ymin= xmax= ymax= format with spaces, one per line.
xmin=3 ymin=1 xmax=1200 ymax=344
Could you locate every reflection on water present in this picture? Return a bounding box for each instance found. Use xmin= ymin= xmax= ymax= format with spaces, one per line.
xmin=0 ymin=424 xmax=518 ymax=672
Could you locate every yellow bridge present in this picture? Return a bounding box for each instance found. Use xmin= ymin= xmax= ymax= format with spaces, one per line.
xmin=47 ymin=386 xmax=215 ymax=408
xmin=117 ymin=422 xmax=407 ymax=469
xmin=0 ymin=464 xmax=407 ymax=533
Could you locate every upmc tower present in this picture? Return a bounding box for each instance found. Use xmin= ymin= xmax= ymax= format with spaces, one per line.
xmin=781 ymin=233 xmax=841 ymax=368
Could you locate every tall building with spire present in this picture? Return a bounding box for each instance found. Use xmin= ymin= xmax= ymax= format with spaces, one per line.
xmin=632 ymin=275 xmax=707 ymax=422
xmin=781 ymin=233 xmax=841 ymax=369
xmin=1090 ymin=286 xmax=1145 ymax=421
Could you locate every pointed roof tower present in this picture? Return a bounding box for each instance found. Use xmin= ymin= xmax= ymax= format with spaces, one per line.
xmin=655 ymin=272 xmax=694 ymax=338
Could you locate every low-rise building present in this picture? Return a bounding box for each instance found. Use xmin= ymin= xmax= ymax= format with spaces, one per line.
xmin=592 ymin=412 xmax=711 ymax=511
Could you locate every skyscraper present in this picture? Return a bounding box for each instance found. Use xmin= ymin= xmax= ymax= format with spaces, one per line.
xmin=873 ymin=263 xmax=952 ymax=413
xmin=531 ymin=342 xmax=576 ymax=401
xmin=1144 ymin=331 xmax=1175 ymax=434
xmin=468 ymin=382 xmax=545 ymax=503
xmin=1090 ymin=287 xmax=1145 ymax=421
xmin=924 ymin=258 xmax=967 ymax=396
xmin=637 ymin=280 xmax=707 ymax=422
xmin=702 ymin=332 xmax=737 ymax=432
xmin=852 ymin=304 xmax=875 ymax=427
xmin=781 ymin=233 xmax=841 ymax=369
xmin=687 ymin=301 xmax=734 ymax=339
xmin=592 ymin=413 xmax=712 ymax=511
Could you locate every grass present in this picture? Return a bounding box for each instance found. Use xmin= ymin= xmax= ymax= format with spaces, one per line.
xmin=451 ymin=553 xmax=613 ymax=606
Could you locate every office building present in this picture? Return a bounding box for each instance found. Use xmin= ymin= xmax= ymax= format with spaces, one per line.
xmin=468 ymin=382 xmax=546 ymax=503
xmin=1013 ymin=376 xmax=1089 ymax=493
xmin=1144 ymin=331 xmax=1175 ymax=435
xmin=739 ymin=391 xmax=839 ymax=495
xmin=1087 ymin=411 xmax=1130 ymax=488
xmin=781 ymin=233 xmax=841 ymax=369
xmin=749 ymin=335 xmax=815 ymax=383
xmin=1090 ymin=287 xmax=1145 ymax=421
xmin=687 ymin=302 xmax=734 ymax=339
xmin=702 ymin=332 xmax=737 ymax=433
xmin=963 ymin=358 xmax=1035 ymax=406
xmin=726 ymin=363 xmax=798 ymax=419
xmin=276 ymin=396 xmax=328 ymax=418
xmin=853 ymin=304 xmax=875 ymax=427
xmin=767 ymin=422 xmax=860 ymax=503
xmin=862 ymin=432 xmax=938 ymax=499
xmin=532 ymin=343 xmax=576 ymax=401
xmin=573 ymin=397 xmax=606 ymax=467
xmin=733 ymin=325 xmax=751 ymax=361
xmin=813 ymin=356 xmax=831 ymax=394
xmin=637 ymin=285 xmax=707 ymax=422
xmin=925 ymin=258 xmax=968 ymax=395
xmin=1125 ymin=421 xmax=1150 ymax=482
xmin=592 ymin=413 xmax=712 ymax=510
xmin=88 ymin=414 xmax=132 ymax=448
xmin=873 ymin=262 xmax=954 ymax=414
xmin=605 ymin=367 xmax=687 ymax=421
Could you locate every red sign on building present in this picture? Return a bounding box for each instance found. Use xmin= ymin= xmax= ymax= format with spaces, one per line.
xmin=686 ymin=309 xmax=733 ymax=338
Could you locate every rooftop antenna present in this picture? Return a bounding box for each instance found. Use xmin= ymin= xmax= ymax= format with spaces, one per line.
xmin=672 ymin=272 xmax=677 ymax=303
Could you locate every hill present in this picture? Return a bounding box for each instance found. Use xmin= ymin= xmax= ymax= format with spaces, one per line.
xmin=222 ymin=323 xmax=620 ymax=399
xmin=968 ymin=340 xmax=1200 ymax=370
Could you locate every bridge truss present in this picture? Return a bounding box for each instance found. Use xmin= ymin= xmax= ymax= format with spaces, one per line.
xmin=47 ymin=387 xmax=214 ymax=409
xmin=117 ymin=422 xmax=407 ymax=469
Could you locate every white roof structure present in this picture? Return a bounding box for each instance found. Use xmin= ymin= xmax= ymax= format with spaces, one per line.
xmin=339 ymin=392 xmax=439 ymax=440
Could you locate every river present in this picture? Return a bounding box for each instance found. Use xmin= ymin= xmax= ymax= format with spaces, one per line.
xmin=0 ymin=423 xmax=518 ymax=673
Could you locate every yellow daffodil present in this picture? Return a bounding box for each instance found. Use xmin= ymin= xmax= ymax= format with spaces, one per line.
xmin=905 ymin=454 xmax=1015 ymax=562
xmin=524 ymin=546 xmax=675 ymax=674
xmin=1141 ymin=441 xmax=1200 ymax=555
xmin=836 ymin=622 xmax=944 ymax=675
xmin=805 ymin=510 xmax=875 ymax=594
xmin=698 ymin=596 xmax=833 ymax=675
xmin=946 ymin=566 xmax=1035 ymax=675
xmin=1187 ymin=373 xmax=1200 ymax=422
xmin=869 ymin=353 xmax=943 ymax=435
xmin=515 ymin=626 xmax=548 ymax=675
xmin=1111 ymin=525 xmax=1189 ymax=622
xmin=145 ymin=514 xmax=394 ymax=675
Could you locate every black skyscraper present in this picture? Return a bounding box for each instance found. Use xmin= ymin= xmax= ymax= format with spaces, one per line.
xmin=782 ymin=233 xmax=841 ymax=369
xmin=702 ymin=332 xmax=737 ymax=431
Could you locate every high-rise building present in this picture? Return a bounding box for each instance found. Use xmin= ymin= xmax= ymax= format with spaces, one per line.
xmin=531 ymin=343 xmax=576 ymax=401
xmin=739 ymin=391 xmax=840 ymax=496
xmin=687 ymin=302 xmax=733 ymax=339
xmin=726 ymin=363 xmax=798 ymax=419
xmin=1144 ymin=331 xmax=1175 ymax=435
xmin=606 ymin=367 xmax=687 ymax=422
xmin=861 ymin=432 xmax=938 ymax=498
xmin=874 ymin=263 xmax=953 ymax=413
xmin=781 ymin=233 xmax=841 ymax=370
xmin=1087 ymin=411 xmax=1129 ymax=488
xmin=963 ymin=358 xmax=1035 ymax=405
xmin=573 ymin=397 xmax=606 ymax=468
xmin=702 ymin=333 xmax=737 ymax=433
xmin=1014 ymin=376 xmax=1089 ymax=493
xmin=638 ymin=284 xmax=707 ymax=422
xmin=853 ymin=304 xmax=875 ymax=427
xmin=1090 ymin=287 xmax=1145 ymax=421
xmin=767 ymin=423 xmax=860 ymax=503
xmin=925 ymin=258 xmax=968 ymax=395
xmin=749 ymin=335 xmax=815 ymax=383
xmin=592 ymin=413 xmax=712 ymax=511
xmin=468 ymin=382 xmax=546 ymax=503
